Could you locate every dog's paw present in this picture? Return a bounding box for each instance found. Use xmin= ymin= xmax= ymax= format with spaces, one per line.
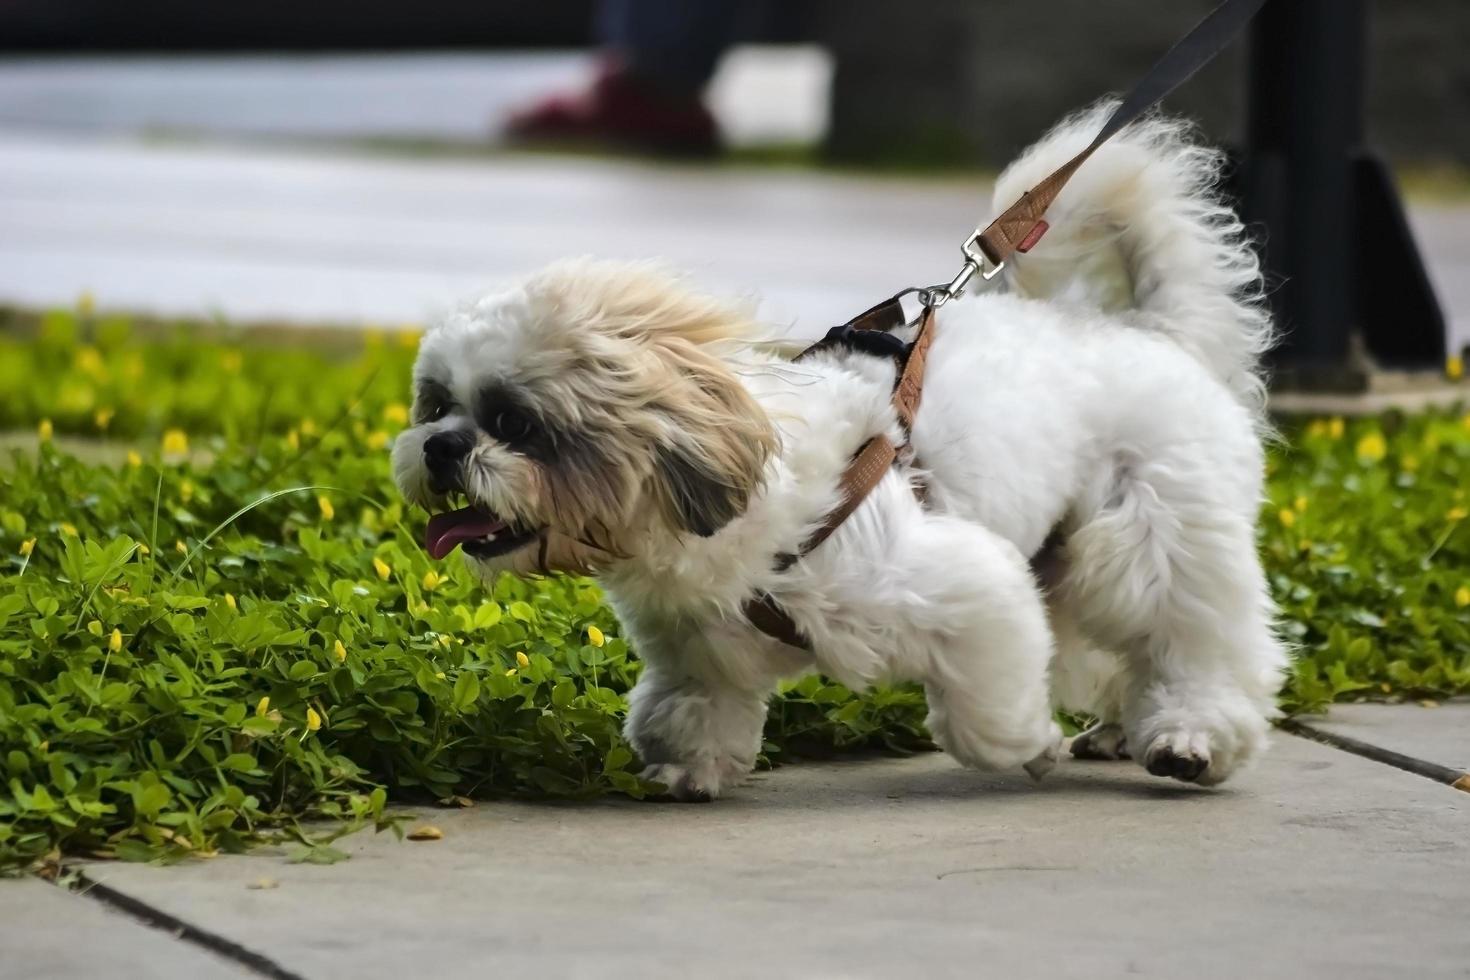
xmin=1132 ymin=700 xmax=1271 ymax=786
xmin=1070 ymin=722 xmax=1129 ymax=761
xmin=1142 ymin=737 xmax=1211 ymax=783
xmin=639 ymin=763 xmax=718 ymax=803
xmin=1022 ymin=738 xmax=1061 ymax=782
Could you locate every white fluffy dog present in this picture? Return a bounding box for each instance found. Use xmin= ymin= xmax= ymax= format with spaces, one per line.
xmin=393 ymin=104 xmax=1287 ymax=800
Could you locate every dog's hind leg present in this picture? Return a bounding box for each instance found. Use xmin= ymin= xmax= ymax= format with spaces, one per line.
xmin=1048 ymin=600 xmax=1132 ymax=761
xmin=1059 ymin=455 xmax=1286 ymax=786
xmin=894 ymin=518 xmax=1062 ymax=777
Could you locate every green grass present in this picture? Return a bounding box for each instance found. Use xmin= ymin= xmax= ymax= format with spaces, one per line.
xmin=2 ymin=307 xmax=1469 ymax=872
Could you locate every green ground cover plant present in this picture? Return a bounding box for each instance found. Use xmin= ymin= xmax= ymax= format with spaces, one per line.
xmin=2 ymin=307 xmax=1468 ymax=871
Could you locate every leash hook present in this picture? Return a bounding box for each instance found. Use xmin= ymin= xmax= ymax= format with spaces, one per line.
xmin=913 ymin=227 xmax=1008 ymax=312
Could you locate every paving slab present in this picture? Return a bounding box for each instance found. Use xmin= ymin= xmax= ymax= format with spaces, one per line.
xmin=2 ymin=125 xmax=1467 ymax=358
xmin=0 ymin=877 xmax=252 ymax=979
xmin=81 ymin=734 xmax=1469 ymax=980
xmin=1310 ymin=701 xmax=1470 ymax=773
xmin=0 ymin=130 xmax=968 ymax=332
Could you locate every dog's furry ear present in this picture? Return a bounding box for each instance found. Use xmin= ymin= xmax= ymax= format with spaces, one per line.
xmin=652 ymin=439 xmax=748 ymax=537
xmin=647 ymin=347 xmax=776 ymax=538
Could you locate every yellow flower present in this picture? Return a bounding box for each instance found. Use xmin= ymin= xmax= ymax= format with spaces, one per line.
xmin=225 ymin=593 xmax=237 ymax=612
xmin=77 ymin=290 xmax=95 ymax=316
xmin=504 ymin=667 xmax=517 ymax=676
xmin=109 ymin=628 xmax=123 ymax=653
xmin=75 ymin=345 xmax=105 ymax=378
xmin=383 ymin=403 xmax=410 ymax=426
xmin=1456 ymin=586 xmax=1470 ymax=609
xmin=333 ymin=639 xmax=347 ymax=663
xmin=515 ymin=651 xmax=530 ymax=669
xmin=306 ymin=707 xmax=322 ymax=731
xmin=180 ymin=479 xmax=194 ymax=503
xmin=1450 ymin=507 xmax=1469 ymax=522
xmin=59 ymin=522 xmax=78 ymax=538
xmin=137 ymin=543 xmax=150 ymax=556
xmin=435 ymin=671 xmax=446 ymax=680
xmin=255 ymin=696 xmax=270 ymax=717
xmin=175 ymin=539 xmax=187 ymax=555
xmin=18 ymin=538 xmax=35 ymax=557
xmin=94 ymin=407 xmax=115 ymax=431
xmin=1277 ymin=508 xmax=1295 ymax=528
xmin=37 ymin=418 xmax=53 ymax=442
xmin=1449 ymin=354 xmax=1465 ymax=381
xmin=422 ymin=569 xmax=443 ymax=591
xmin=300 ymin=418 xmax=318 ymax=437
xmin=587 ymin=625 xmax=605 ymax=647
xmin=126 ymin=450 xmax=143 ymax=468
xmin=1327 ymin=417 xmax=1345 ymax=439
xmin=286 ymin=429 xmax=300 ymax=451
xmin=161 ymin=428 xmax=189 ymax=457
xmin=317 ymin=495 xmax=335 ymax=521
xmin=1354 ymin=431 xmax=1386 ymax=463
xmin=366 ymin=430 xmax=390 ymax=451
xmin=396 ymin=328 xmax=422 ymax=349
xmin=1293 ymin=495 xmax=1308 ymax=513
xmin=219 ymin=350 xmax=243 ymax=374
xmin=1305 ymin=419 xmax=1326 ymax=439
xmin=373 ymin=556 xmax=392 ymax=581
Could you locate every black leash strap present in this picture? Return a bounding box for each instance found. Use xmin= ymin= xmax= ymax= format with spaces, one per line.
xmin=972 ymin=0 xmax=1269 ymax=274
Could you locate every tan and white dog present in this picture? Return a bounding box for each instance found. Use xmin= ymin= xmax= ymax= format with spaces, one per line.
xmin=393 ymin=104 xmax=1287 ymax=800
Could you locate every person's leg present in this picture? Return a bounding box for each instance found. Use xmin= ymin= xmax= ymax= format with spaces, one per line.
xmin=598 ymin=0 xmax=744 ymax=94
xmin=505 ymin=0 xmax=745 ymax=153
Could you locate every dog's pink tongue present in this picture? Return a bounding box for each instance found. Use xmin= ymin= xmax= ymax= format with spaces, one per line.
xmin=425 ymin=507 xmax=507 ymax=560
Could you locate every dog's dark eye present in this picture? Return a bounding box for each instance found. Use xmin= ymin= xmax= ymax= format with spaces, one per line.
xmin=490 ymin=408 xmax=534 ymax=443
xmin=415 ymin=381 xmax=455 ymax=424
xmin=418 ymin=398 xmax=451 ymax=424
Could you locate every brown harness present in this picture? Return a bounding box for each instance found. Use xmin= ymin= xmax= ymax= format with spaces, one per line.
xmin=738 ymin=0 xmax=1268 ymax=649
xmin=741 ymin=296 xmax=935 ymax=650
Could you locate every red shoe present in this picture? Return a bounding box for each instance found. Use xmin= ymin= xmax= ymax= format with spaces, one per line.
xmin=504 ymin=62 xmax=720 ymax=156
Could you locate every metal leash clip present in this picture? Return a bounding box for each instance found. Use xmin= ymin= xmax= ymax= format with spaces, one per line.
xmin=915 ymin=228 xmax=1006 ymax=311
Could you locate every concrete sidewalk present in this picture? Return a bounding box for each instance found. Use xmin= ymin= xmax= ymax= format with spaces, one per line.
xmin=0 ymin=130 xmax=969 ymax=335
xmin=6 ymin=707 xmax=1465 ymax=980
xmin=0 ymin=52 xmax=1467 ymax=349
xmin=4 ymin=127 xmax=1468 ymax=355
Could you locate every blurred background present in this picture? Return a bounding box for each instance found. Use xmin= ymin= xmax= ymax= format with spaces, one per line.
xmin=1 ymin=0 xmax=1466 ymax=384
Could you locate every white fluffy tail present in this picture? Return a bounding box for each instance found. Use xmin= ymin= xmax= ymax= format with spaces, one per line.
xmin=994 ymin=101 xmax=1272 ymax=411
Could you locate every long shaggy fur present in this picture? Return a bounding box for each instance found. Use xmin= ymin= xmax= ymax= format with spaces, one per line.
xmin=394 ymin=105 xmax=1288 ymax=801
xmin=996 ymin=102 xmax=1274 ymax=412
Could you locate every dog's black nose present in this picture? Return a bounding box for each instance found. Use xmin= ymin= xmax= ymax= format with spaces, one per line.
xmin=424 ymin=430 xmax=475 ymax=493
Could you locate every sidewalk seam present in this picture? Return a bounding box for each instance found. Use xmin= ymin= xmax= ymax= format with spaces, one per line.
xmin=1279 ymin=718 xmax=1470 ymax=792
xmin=65 ymin=871 xmax=308 ymax=980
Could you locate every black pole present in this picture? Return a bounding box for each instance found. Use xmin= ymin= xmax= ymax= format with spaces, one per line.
xmin=1242 ymin=0 xmax=1445 ymax=390
xmin=1244 ymin=0 xmax=1363 ymax=388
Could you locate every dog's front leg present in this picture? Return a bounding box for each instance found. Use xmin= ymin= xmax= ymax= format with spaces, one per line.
xmin=894 ymin=519 xmax=1063 ymax=777
xmin=623 ymin=627 xmax=787 ymax=802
